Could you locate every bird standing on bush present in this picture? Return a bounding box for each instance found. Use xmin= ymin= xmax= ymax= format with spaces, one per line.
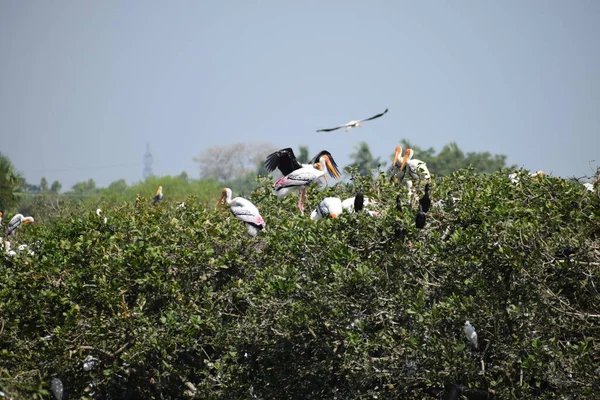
xmin=401 ymin=148 xmax=431 ymax=183
xmin=6 ymin=213 xmax=34 ymax=236
xmin=217 ymin=188 xmax=266 ymax=237
xmin=153 ymin=186 xmax=163 ymax=205
xmin=419 ymin=183 xmax=431 ymax=213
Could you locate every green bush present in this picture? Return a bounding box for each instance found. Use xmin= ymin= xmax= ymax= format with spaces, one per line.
xmin=1 ymin=170 xmax=598 ymax=399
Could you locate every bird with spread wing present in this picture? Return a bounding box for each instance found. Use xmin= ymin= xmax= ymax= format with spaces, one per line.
xmin=316 ymin=108 xmax=388 ymax=132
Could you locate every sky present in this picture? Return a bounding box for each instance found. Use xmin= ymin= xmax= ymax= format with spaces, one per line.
xmin=1 ymin=0 xmax=598 ymax=190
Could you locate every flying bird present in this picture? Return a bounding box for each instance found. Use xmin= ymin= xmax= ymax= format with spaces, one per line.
xmin=316 ymin=108 xmax=388 ymax=132
xmin=265 ymin=148 xmax=341 ymax=179
xmin=6 ymin=214 xmax=34 ymax=236
xmin=310 ymin=197 xmax=344 ymax=220
xmin=153 ymin=186 xmax=163 ymax=205
xmin=217 ymin=188 xmax=266 ymax=237
xmin=419 ymin=183 xmax=431 ymax=213
xmin=273 ymin=154 xmax=340 ymax=213
xmin=464 ymin=321 xmax=479 ymax=349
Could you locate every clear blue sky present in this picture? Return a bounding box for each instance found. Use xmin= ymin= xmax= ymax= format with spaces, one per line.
xmin=1 ymin=1 xmax=598 ymax=190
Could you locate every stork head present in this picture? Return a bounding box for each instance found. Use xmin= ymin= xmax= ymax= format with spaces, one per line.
xmin=393 ymin=146 xmax=403 ymax=167
xmin=217 ymin=187 xmax=232 ymax=207
xmin=23 ymin=216 xmax=34 ymax=225
xmin=331 ymin=213 xmax=338 ymax=219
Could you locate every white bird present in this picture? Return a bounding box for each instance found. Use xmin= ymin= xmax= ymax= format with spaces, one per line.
xmin=6 ymin=214 xmax=34 ymax=236
xmin=316 ymin=108 xmax=388 ymax=132
xmin=153 ymin=186 xmax=163 ymax=205
xmin=217 ymin=188 xmax=266 ymax=237
xmin=273 ymin=154 xmax=340 ymax=213
xmin=400 ymin=148 xmax=431 ymax=182
xmin=96 ymin=208 xmax=107 ymax=224
xmin=4 ymin=241 xmax=17 ymax=256
xmin=310 ymin=197 xmax=344 ymax=220
xmin=265 ymin=148 xmax=341 ymax=179
xmin=176 ymin=202 xmax=185 ymax=209
xmin=341 ymin=194 xmax=381 ymax=216
xmin=464 ymin=321 xmax=478 ymax=349
xmin=584 ymin=182 xmax=594 ymax=192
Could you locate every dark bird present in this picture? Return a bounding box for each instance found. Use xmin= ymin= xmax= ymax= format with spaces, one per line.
xmin=353 ymin=192 xmax=365 ymax=212
xmin=415 ymin=205 xmax=426 ymax=229
xmin=153 ymin=186 xmax=163 ymax=205
xmin=316 ymin=108 xmax=388 ymax=132
xmin=264 ymin=148 xmax=341 ymax=179
xmin=419 ymin=183 xmax=431 ymax=213
xmin=395 ymin=194 xmax=403 ymax=212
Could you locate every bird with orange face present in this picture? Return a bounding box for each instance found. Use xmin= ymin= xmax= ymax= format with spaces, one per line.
xmin=153 ymin=186 xmax=163 ymax=205
xmin=6 ymin=214 xmax=34 ymax=236
xmin=400 ymin=148 xmax=431 ymax=183
xmin=272 ymin=153 xmax=341 ymax=213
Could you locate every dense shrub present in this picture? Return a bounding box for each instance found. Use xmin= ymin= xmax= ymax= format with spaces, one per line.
xmin=1 ymin=170 xmax=599 ymax=399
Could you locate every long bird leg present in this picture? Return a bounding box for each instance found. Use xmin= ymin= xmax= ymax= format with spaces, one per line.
xmin=297 ymin=188 xmax=306 ymax=214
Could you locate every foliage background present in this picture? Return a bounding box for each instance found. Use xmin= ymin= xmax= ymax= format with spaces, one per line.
xmin=1 ymin=164 xmax=599 ymax=399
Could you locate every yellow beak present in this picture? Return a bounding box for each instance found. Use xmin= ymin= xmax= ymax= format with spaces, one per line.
xmin=400 ymin=153 xmax=409 ymax=170
xmin=393 ymin=147 xmax=402 ymax=167
xmin=331 ymin=214 xmax=338 ymax=219
xmin=326 ymin=158 xmax=340 ymax=180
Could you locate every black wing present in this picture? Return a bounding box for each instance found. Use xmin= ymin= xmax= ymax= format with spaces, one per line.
xmin=264 ymin=148 xmax=303 ymax=176
xmin=310 ymin=150 xmax=341 ymax=179
xmin=359 ymin=108 xmax=389 ymax=123
xmin=316 ymin=125 xmax=344 ymax=133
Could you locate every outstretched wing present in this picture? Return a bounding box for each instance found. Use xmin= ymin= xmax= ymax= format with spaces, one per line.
xmin=264 ymin=148 xmax=303 ymax=176
xmin=316 ymin=124 xmax=345 ymax=133
xmin=310 ymin=150 xmax=341 ymax=179
xmin=358 ymin=108 xmax=388 ymax=123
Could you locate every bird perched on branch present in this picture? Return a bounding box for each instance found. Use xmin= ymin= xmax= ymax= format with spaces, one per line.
xmin=316 ymin=108 xmax=388 ymax=132
xmin=419 ymin=183 xmax=431 ymax=214
xmin=153 ymin=186 xmax=163 ymax=205
xmin=217 ymin=188 xmax=266 ymax=237
xmin=310 ymin=197 xmax=344 ymax=220
xmin=464 ymin=321 xmax=478 ymax=349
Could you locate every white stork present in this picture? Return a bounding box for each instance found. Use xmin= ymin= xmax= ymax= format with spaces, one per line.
xmin=217 ymin=188 xmax=266 ymax=237
xmin=316 ymin=108 xmax=388 ymax=132
xmin=310 ymin=197 xmax=344 ymax=220
xmin=6 ymin=214 xmax=34 ymax=236
xmin=273 ymin=154 xmax=340 ymax=213
xmin=153 ymin=186 xmax=163 ymax=205
xmin=96 ymin=208 xmax=107 ymax=224
xmin=400 ymin=148 xmax=431 ymax=183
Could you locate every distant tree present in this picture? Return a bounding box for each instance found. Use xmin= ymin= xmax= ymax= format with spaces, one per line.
xmin=178 ymin=171 xmax=189 ymax=182
xmin=40 ymin=177 xmax=49 ymax=192
xmin=193 ymin=142 xmax=277 ymax=181
xmin=393 ymin=140 xmax=512 ymax=176
xmin=346 ymin=142 xmax=385 ymax=176
xmin=50 ymin=180 xmax=62 ymax=193
xmin=297 ymin=146 xmax=310 ymax=164
xmin=70 ymin=179 xmax=99 ymax=198
xmin=0 ymin=152 xmax=24 ymax=212
xmin=107 ymin=179 xmax=128 ymax=193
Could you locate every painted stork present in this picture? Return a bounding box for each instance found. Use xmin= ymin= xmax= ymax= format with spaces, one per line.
xmin=264 ymin=148 xmax=341 ymax=179
xmin=310 ymin=197 xmax=343 ymax=220
xmin=400 ymin=148 xmax=431 ymax=183
xmin=273 ymin=154 xmax=340 ymax=213
xmin=6 ymin=214 xmax=34 ymax=236
xmin=0 ymin=211 xmax=3 ymax=226
xmin=316 ymin=108 xmax=388 ymax=132
xmin=217 ymin=188 xmax=266 ymax=237
xmin=153 ymin=186 xmax=163 ymax=205
xmin=464 ymin=321 xmax=478 ymax=349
